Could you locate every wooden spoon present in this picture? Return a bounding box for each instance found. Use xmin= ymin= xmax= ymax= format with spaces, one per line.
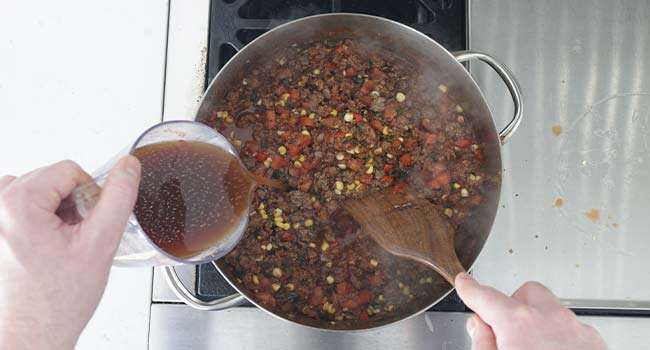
xmin=341 ymin=188 xmax=465 ymax=287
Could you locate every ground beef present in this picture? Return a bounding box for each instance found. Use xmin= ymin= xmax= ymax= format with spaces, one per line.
xmin=203 ymin=39 xmax=499 ymax=329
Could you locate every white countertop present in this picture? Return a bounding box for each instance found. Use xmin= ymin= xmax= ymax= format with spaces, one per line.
xmin=1 ymin=1 xmax=169 ymax=349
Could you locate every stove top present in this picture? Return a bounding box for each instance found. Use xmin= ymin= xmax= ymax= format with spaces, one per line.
xmin=196 ymin=0 xmax=469 ymax=312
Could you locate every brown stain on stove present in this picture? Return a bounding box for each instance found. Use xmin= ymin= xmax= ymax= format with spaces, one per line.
xmin=583 ymin=208 xmax=601 ymax=223
xmin=552 ymin=198 xmax=564 ymax=207
xmin=552 ymin=125 xmax=562 ymax=136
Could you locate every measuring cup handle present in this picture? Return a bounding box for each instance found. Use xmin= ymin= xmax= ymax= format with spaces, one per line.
xmin=55 ymin=177 xmax=105 ymax=224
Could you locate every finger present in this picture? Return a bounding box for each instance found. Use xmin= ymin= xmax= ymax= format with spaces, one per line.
xmin=511 ymin=281 xmax=561 ymax=309
xmin=0 ymin=175 xmax=16 ymax=191
xmin=14 ymin=160 xmax=92 ymax=211
xmin=82 ymin=156 xmax=141 ymax=250
xmin=455 ymin=273 xmax=519 ymax=327
xmin=466 ymin=315 xmax=497 ymax=350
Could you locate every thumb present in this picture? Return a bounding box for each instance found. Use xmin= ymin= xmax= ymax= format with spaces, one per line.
xmin=82 ymin=156 xmax=141 ymax=250
xmin=467 ymin=315 xmax=497 ymax=350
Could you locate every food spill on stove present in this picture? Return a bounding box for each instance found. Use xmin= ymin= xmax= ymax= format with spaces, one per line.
xmin=611 ymin=223 xmax=619 ymax=228
xmin=204 ymin=39 xmax=500 ymax=329
xmin=552 ymin=125 xmax=562 ymax=136
xmin=583 ymin=208 xmax=601 ymax=223
xmin=552 ymin=198 xmax=564 ymax=207
xmin=508 ymin=248 xmax=513 ymax=254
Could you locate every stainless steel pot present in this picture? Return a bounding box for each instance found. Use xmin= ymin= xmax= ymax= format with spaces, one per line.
xmin=163 ymin=13 xmax=522 ymax=330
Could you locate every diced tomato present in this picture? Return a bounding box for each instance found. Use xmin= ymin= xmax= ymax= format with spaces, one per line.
xmin=400 ymin=154 xmax=412 ymax=166
xmin=348 ymin=159 xmax=362 ymax=172
xmin=383 ymin=104 xmax=397 ymax=121
xmin=391 ymin=182 xmax=405 ymax=194
xmin=299 ymin=179 xmax=312 ymax=192
xmin=357 ymin=289 xmax=371 ymax=305
xmin=299 ymin=117 xmax=316 ymax=127
xmin=362 ymin=80 xmax=377 ymax=91
xmin=336 ymin=282 xmax=353 ymax=295
xmin=288 ymin=115 xmax=298 ymax=126
xmin=255 ymin=153 xmax=268 ymax=162
xmin=368 ymin=273 xmax=384 ymax=287
xmin=370 ymin=120 xmax=384 ymax=132
xmin=256 ymin=292 xmax=276 ymax=307
xmin=329 ymin=240 xmax=339 ymax=248
xmin=359 ymin=95 xmax=372 ymax=105
xmin=391 ymin=139 xmax=401 ymax=148
xmin=265 ymin=110 xmax=276 ymax=128
xmin=281 ymin=232 xmax=294 ymax=242
xmin=335 ymin=44 xmax=347 ymax=54
xmin=341 ymin=299 xmax=359 ymax=310
xmin=404 ymin=139 xmax=416 ymax=149
xmin=383 ymin=164 xmax=393 ymax=172
xmin=353 ymin=113 xmax=362 ymax=121
xmin=324 ymin=61 xmax=336 ymax=69
xmin=289 ymin=88 xmax=300 ymax=100
xmin=332 ymin=94 xmax=342 ymax=101
xmin=473 ymin=149 xmax=484 ymax=161
xmin=334 ymin=131 xmax=345 ymax=138
xmin=288 ymin=167 xmax=300 ymax=177
xmin=424 ymin=133 xmax=437 ymax=144
xmin=310 ymin=286 xmax=324 ymax=306
xmin=359 ymin=312 xmax=369 ymax=321
xmin=280 ymin=130 xmax=293 ymax=141
xmin=344 ymin=67 xmax=356 ymax=77
xmin=434 ymin=171 xmax=451 ymax=186
xmin=455 ymin=139 xmax=472 ymax=148
xmin=312 ymin=201 xmax=322 ymax=210
xmin=371 ymin=67 xmax=386 ymax=79
xmin=270 ymin=156 xmax=288 ymax=170
xmin=469 ymin=195 xmax=482 ymax=206
xmin=359 ymin=174 xmax=373 ymax=184
xmin=279 ymin=110 xmax=289 ymax=119
xmin=302 ymin=159 xmax=319 ymax=171
xmin=288 ymin=145 xmax=302 ymax=157
xmin=258 ymin=277 xmax=272 ymax=288
xmin=300 ymin=135 xmax=312 ymax=147
xmin=383 ymin=175 xmax=394 ymax=184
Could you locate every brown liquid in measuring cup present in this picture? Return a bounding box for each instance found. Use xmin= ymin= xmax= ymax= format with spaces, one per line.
xmin=133 ymin=140 xmax=284 ymax=258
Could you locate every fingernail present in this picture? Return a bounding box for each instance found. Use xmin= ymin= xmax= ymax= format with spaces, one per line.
xmin=466 ymin=316 xmax=476 ymax=338
xmin=123 ymin=156 xmax=141 ymax=179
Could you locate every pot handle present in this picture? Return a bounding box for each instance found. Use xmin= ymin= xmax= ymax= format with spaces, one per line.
xmin=453 ymin=51 xmax=523 ymax=144
xmin=162 ymin=263 xmax=246 ymax=311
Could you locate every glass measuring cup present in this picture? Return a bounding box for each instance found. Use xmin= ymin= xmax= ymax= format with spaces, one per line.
xmin=59 ymin=120 xmax=250 ymax=267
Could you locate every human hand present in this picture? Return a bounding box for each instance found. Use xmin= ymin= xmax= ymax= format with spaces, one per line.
xmin=455 ymin=273 xmax=608 ymax=350
xmin=0 ymin=157 xmax=141 ymax=350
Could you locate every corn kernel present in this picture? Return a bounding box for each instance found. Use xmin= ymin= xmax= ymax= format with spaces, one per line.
xmin=335 ymin=181 xmax=344 ymax=191
xmin=396 ymin=92 xmax=406 ymax=102
xmin=263 ymin=157 xmax=272 ymax=168
xmin=345 ymin=132 xmax=353 ymax=138
xmin=326 ymin=261 xmax=332 ymax=268
xmin=457 ymin=115 xmax=465 ymax=123
xmin=374 ymin=147 xmax=383 ymax=154
xmin=438 ymin=84 xmax=448 ymax=93
xmin=272 ymin=283 xmax=281 ymax=292
xmin=426 ymin=277 xmax=433 ymax=283
xmin=453 ymin=183 xmax=461 ymax=190
xmin=309 ymin=112 xmax=316 ymax=119
xmin=301 ymin=130 xmax=310 ymax=136
xmin=346 ymin=183 xmax=356 ymax=191
xmin=216 ymin=111 xmax=228 ymax=118
xmin=286 ymin=283 xmax=295 ymax=291
xmin=378 ymin=295 xmax=384 ymax=302
xmin=321 ymin=241 xmax=330 ymax=251
xmin=344 ymin=112 xmax=354 ymax=122
xmin=273 ymin=208 xmax=283 ymax=217
xmin=305 ymin=219 xmax=314 ymax=227
xmin=272 ymin=268 xmax=283 ymax=278
xmin=266 ymin=243 xmax=273 ymax=250
xmin=252 ymin=275 xmax=259 ymax=285
xmin=294 ymin=160 xmax=302 ymax=168
xmin=337 ymin=163 xmax=347 ymax=170
xmin=293 ymin=222 xmax=301 ymax=229
xmin=260 ymin=209 xmax=268 ymax=219
xmin=444 ymin=208 xmax=453 ymax=217
xmin=299 ymin=154 xmax=306 ymax=162
xmin=327 ymin=304 xmax=336 ymax=314
xmin=386 ymin=153 xmax=394 ymax=159
xmin=326 ymin=275 xmax=335 ymax=284
xmin=370 ymin=259 xmax=378 ymax=267
xmin=313 ymin=68 xmax=321 ymax=75
xmin=382 ymin=126 xmax=389 ymax=135
xmin=300 ymin=109 xmax=307 ymax=116
xmin=330 ymin=109 xmax=338 ymax=116
xmin=281 ymin=93 xmax=290 ymax=102
xmin=456 ymin=104 xmax=464 ymax=113
xmin=309 ymin=242 xmax=316 ymax=248
xmin=365 ymin=165 xmax=374 ymax=175
xmin=402 ymin=286 xmax=411 ymax=295
xmin=335 ymin=189 xmax=342 ymax=195
xmin=461 ymin=188 xmax=469 ymax=197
